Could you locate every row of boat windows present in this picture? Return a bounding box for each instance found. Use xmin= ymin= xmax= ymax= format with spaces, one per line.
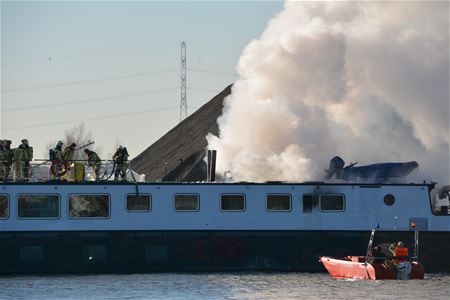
xmin=0 ymin=193 xmax=345 ymax=219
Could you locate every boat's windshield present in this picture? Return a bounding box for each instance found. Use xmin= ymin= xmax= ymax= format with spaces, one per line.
xmin=431 ymin=185 xmax=450 ymax=215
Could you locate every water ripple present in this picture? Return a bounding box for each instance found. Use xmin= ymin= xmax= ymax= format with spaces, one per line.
xmin=1 ymin=273 xmax=449 ymax=300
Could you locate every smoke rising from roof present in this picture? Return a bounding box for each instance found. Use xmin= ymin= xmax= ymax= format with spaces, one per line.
xmin=207 ymin=1 xmax=449 ymax=184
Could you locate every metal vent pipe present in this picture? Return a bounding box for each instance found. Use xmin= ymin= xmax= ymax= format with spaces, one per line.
xmin=207 ymin=150 xmax=217 ymax=182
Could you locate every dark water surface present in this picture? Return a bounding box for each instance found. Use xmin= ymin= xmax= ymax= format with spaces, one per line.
xmin=1 ymin=273 xmax=449 ymax=300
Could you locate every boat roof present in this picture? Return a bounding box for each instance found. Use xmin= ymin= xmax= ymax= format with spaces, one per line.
xmin=0 ymin=180 xmax=436 ymax=188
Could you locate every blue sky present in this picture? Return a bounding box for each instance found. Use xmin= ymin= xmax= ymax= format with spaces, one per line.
xmin=1 ymin=0 xmax=283 ymax=157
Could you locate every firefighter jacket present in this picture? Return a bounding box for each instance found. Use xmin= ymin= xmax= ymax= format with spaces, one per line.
xmin=23 ymin=146 xmax=33 ymax=161
xmin=17 ymin=145 xmax=33 ymax=161
xmin=87 ymin=152 xmax=101 ymax=167
xmin=50 ymin=148 xmax=63 ymax=161
xmin=0 ymin=148 xmax=6 ymax=164
xmin=4 ymin=149 xmax=13 ymax=165
xmin=63 ymin=147 xmax=75 ymax=162
xmin=112 ymin=148 xmax=129 ymax=163
xmin=13 ymin=147 xmax=25 ymax=162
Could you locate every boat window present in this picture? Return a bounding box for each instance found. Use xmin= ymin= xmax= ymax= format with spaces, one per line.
xmin=0 ymin=194 xmax=8 ymax=219
xmin=220 ymin=194 xmax=245 ymax=211
xmin=267 ymin=194 xmax=291 ymax=211
xmin=18 ymin=194 xmax=59 ymax=218
xmin=384 ymin=194 xmax=395 ymax=206
xmin=320 ymin=194 xmax=345 ymax=211
xmin=174 ymin=194 xmax=199 ymax=211
xmin=126 ymin=194 xmax=151 ymax=211
xmin=432 ymin=186 xmax=450 ymax=216
xmin=303 ymin=194 xmax=313 ymax=213
xmin=69 ymin=194 xmax=110 ymax=218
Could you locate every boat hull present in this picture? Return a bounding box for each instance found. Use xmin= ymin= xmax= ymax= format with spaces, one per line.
xmin=0 ymin=230 xmax=448 ymax=274
xmin=320 ymin=256 xmax=425 ymax=280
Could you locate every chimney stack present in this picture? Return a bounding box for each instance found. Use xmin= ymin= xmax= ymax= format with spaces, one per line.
xmin=207 ymin=150 xmax=217 ymax=182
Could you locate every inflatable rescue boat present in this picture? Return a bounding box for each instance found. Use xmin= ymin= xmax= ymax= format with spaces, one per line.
xmin=320 ymin=230 xmax=425 ymax=280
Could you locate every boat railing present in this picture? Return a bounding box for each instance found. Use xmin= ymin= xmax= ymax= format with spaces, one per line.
xmin=365 ymin=229 xmax=420 ymax=265
xmin=413 ymin=229 xmax=419 ymax=262
xmin=370 ymin=256 xmax=419 ymax=260
xmin=1 ymin=159 xmax=145 ymax=183
xmin=365 ymin=229 xmax=376 ymax=264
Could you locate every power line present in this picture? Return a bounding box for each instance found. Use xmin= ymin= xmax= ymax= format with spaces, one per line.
xmin=1 ymin=57 xmax=52 ymax=66
xmin=2 ymin=106 xmax=178 ymax=131
xmin=1 ymin=42 xmax=179 ymax=66
xmin=188 ymin=86 xmax=224 ymax=93
xmin=1 ymin=88 xmax=178 ymax=112
xmin=187 ymin=68 xmax=237 ymax=77
xmin=2 ymin=86 xmax=222 ymax=113
xmin=2 ymin=68 xmax=178 ymax=93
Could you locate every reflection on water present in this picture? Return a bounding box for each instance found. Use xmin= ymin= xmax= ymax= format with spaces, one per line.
xmin=1 ymin=273 xmax=449 ymax=300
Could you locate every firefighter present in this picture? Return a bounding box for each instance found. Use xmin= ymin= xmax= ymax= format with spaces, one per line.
xmin=19 ymin=139 xmax=33 ymax=181
xmin=391 ymin=241 xmax=409 ymax=265
xmin=84 ymin=149 xmax=101 ymax=181
xmin=13 ymin=142 xmax=25 ymax=181
xmin=63 ymin=143 xmax=77 ymax=164
xmin=0 ymin=140 xmax=5 ymax=181
xmin=2 ymin=140 xmax=13 ymax=181
xmin=49 ymin=141 xmax=64 ymax=179
xmin=390 ymin=241 xmax=411 ymax=279
xmin=112 ymin=146 xmax=129 ymax=181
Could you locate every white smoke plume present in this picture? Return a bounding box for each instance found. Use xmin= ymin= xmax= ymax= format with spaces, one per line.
xmin=207 ymin=1 xmax=449 ymax=184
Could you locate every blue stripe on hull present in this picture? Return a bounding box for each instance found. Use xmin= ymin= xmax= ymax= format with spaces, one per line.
xmin=0 ymin=231 xmax=448 ymax=274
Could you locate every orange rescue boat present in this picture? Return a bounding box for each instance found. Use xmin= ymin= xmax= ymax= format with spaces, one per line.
xmin=320 ymin=230 xmax=425 ymax=280
xmin=320 ymin=256 xmax=424 ymax=280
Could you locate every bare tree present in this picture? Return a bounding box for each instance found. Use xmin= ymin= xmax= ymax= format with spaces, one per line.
xmin=44 ymin=123 xmax=102 ymax=161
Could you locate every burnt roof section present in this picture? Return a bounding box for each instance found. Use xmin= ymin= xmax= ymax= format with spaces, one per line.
xmin=131 ymin=84 xmax=232 ymax=182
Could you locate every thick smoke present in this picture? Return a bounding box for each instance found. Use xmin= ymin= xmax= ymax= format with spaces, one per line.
xmin=207 ymin=1 xmax=449 ymax=184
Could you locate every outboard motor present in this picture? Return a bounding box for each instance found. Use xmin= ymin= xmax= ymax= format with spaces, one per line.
xmin=324 ymin=156 xmax=345 ymax=179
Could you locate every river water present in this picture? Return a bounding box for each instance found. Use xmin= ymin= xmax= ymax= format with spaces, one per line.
xmin=1 ymin=273 xmax=449 ymax=300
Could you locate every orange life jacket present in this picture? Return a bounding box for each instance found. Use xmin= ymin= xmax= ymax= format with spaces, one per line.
xmin=394 ymin=247 xmax=409 ymax=264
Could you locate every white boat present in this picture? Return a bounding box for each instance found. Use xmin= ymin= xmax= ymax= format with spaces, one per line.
xmin=1 ymin=178 xmax=449 ymax=274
